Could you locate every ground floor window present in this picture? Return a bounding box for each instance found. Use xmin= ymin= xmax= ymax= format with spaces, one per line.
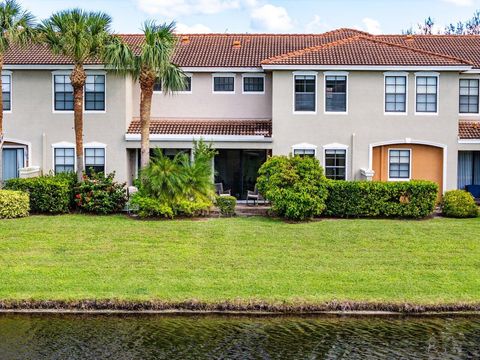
xmin=293 ymin=148 xmax=315 ymax=157
xmin=458 ymin=151 xmax=480 ymax=189
xmin=324 ymin=149 xmax=346 ymax=180
xmin=389 ymin=149 xmax=410 ymax=180
xmin=85 ymin=148 xmax=105 ymax=175
xmin=54 ymin=148 xmax=75 ymax=174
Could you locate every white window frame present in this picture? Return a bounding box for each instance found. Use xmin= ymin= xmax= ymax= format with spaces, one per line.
xmin=52 ymin=70 xmax=107 ymax=114
xmin=291 ymin=142 xmax=317 ymax=157
xmin=2 ymin=70 xmax=12 ymax=114
xmin=323 ymin=143 xmax=349 ymax=180
xmin=458 ymin=77 xmax=480 ymax=116
xmin=84 ymin=142 xmax=107 ymax=174
xmin=176 ymin=73 xmax=193 ymax=94
xmin=383 ymin=71 xmax=408 ymax=116
xmin=387 ymin=148 xmax=412 ymax=181
xmin=414 ymin=72 xmax=439 ymax=116
xmin=292 ymin=71 xmax=318 ymax=115
xmin=212 ymin=73 xmax=236 ymax=94
xmin=242 ymin=73 xmax=265 ymax=94
xmin=324 ymin=71 xmax=348 ymax=115
xmin=52 ymin=141 xmax=76 ymax=173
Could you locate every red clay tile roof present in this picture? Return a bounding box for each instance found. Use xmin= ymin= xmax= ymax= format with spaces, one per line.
xmin=459 ymin=121 xmax=480 ymax=139
xmin=261 ymin=36 xmax=471 ymax=66
xmin=376 ymin=35 xmax=480 ymax=68
xmin=127 ymin=118 xmax=272 ymax=137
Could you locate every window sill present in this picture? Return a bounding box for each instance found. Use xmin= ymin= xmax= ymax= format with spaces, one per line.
xmin=293 ymin=111 xmax=317 ymax=115
xmin=458 ymin=113 xmax=480 ymax=117
xmin=324 ymin=111 xmax=348 ymax=115
xmin=384 ymin=112 xmax=407 ymax=116
xmin=242 ymin=91 xmax=265 ymax=95
xmin=212 ymin=91 xmax=236 ymax=94
xmin=414 ymin=112 xmax=438 ymax=116
xmin=388 ymin=178 xmax=411 ymax=182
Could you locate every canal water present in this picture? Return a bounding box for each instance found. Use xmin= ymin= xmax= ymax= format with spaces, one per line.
xmin=0 ymin=313 xmax=479 ymax=359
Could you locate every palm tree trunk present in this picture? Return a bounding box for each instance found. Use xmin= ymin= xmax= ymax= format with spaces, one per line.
xmin=139 ymin=67 xmax=155 ymax=169
xmin=70 ymin=64 xmax=86 ymax=182
xmin=0 ymin=54 xmax=4 ymax=187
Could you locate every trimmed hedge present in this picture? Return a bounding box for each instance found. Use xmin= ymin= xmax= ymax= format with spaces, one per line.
xmin=5 ymin=176 xmax=70 ymax=214
xmin=441 ymin=190 xmax=478 ymax=218
xmin=0 ymin=190 xmax=30 ymax=219
xmin=216 ymin=195 xmax=236 ymax=217
xmin=325 ymin=180 xmax=438 ymax=219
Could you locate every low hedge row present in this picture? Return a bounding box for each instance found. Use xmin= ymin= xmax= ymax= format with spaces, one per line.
xmin=0 ymin=190 xmax=30 ymax=219
xmin=325 ymin=180 xmax=438 ymax=219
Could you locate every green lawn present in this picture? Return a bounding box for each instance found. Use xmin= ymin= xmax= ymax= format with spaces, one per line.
xmin=0 ymin=215 xmax=479 ymax=305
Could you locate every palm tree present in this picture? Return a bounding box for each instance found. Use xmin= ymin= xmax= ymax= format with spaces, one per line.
xmin=105 ymin=21 xmax=185 ymax=169
xmin=0 ymin=0 xmax=35 ymax=185
xmin=38 ymin=9 xmax=113 ymax=182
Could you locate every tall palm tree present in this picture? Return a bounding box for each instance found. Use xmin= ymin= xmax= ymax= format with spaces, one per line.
xmin=39 ymin=9 xmax=113 ymax=182
xmin=105 ymin=21 xmax=185 ymax=169
xmin=0 ymin=0 xmax=35 ymax=185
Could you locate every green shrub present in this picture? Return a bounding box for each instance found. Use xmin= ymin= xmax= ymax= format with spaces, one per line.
xmin=257 ymin=155 xmax=328 ymax=220
xmin=5 ymin=176 xmax=70 ymax=214
xmin=129 ymin=194 xmax=174 ymax=219
xmin=325 ymin=180 xmax=438 ymax=219
xmin=441 ymin=190 xmax=478 ymax=218
xmin=74 ymin=172 xmax=127 ymax=214
xmin=174 ymin=198 xmax=211 ymax=217
xmin=215 ymin=195 xmax=236 ymax=216
xmin=0 ymin=190 xmax=29 ymax=219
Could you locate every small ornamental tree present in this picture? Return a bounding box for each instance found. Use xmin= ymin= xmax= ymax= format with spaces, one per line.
xmin=257 ymin=155 xmax=328 ymax=220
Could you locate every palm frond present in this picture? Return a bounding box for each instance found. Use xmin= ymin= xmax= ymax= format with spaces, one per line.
xmin=0 ymin=0 xmax=36 ymax=53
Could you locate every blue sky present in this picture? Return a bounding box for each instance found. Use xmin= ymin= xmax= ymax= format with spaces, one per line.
xmin=18 ymin=0 xmax=480 ymax=34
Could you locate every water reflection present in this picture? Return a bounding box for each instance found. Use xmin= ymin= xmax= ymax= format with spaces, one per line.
xmin=0 ymin=313 xmax=479 ymax=359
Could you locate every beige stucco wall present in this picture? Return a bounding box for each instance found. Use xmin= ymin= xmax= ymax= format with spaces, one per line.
xmin=271 ymin=70 xmax=460 ymax=190
xmin=3 ymin=70 xmax=131 ymax=182
xmin=131 ymin=72 xmax=272 ymax=119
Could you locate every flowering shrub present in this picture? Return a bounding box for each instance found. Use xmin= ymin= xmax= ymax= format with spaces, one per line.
xmin=74 ymin=172 xmax=127 ymax=214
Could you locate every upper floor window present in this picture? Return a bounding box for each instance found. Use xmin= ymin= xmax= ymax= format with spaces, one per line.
xmin=85 ymin=147 xmax=105 ymax=175
xmin=294 ymin=75 xmax=316 ymax=112
xmin=54 ymin=75 xmax=74 ymax=111
xmin=213 ymin=75 xmax=235 ymax=92
xmin=325 ymin=75 xmax=347 ymax=112
xmin=459 ymin=79 xmax=479 ymax=114
xmin=54 ymin=147 xmax=75 ymax=174
xmin=325 ymin=149 xmax=346 ymax=180
xmin=153 ymin=78 xmax=162 ymax=92
xmin=2 ymin=74 xmax=11 ymax=111
xmin=385 ymin=76 xmax=406 ymax=113
xmin=181 ymin=76 xmax=192 ymax=92
xmin=85 ymin=75 xmax=105 ymax=111
xmin=243 ymin=76 xmax=264 ymax=93
xmin=416 ymin=76 xmax=438 ymax=113
xmin=389 ymin=149 xmax=410 ymax=180
xmin=293 ymin=148 xmax=315 ymax=157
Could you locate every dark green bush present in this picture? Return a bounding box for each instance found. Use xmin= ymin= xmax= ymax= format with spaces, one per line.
xmin=325 ymin=180 xmax=438 ymax=219
xmin=5 ymin=176 xmax=70 ymax=214
xmin=215 ymin=195 xmax=236 ymax=216
xmin=74 ymin=172 xmax=127 ymax=214
xmin=257 ymin=155 xmax=328 ymax=220
xmin=0 ymin=190 xmax=29 ymax=219
xmin=441 ymin=190 xmax=478 ymax=218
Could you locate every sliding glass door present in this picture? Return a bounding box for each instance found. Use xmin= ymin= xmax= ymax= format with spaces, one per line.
xmin=2 ymin=148 xmax=25 ymax=181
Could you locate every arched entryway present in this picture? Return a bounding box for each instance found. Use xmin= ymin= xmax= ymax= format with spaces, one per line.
xmin=370 ymin=140 xmax=445 ymax=197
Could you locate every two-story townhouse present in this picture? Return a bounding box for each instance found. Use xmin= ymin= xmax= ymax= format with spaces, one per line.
xmin=3 ymin=28 xmax=480 ymax=199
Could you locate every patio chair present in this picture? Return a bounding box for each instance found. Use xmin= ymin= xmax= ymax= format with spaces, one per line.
xmin=247 ymin=184 xmax=265 ymax=206
xmin=215 ymin=182 xmax=231 ymax=196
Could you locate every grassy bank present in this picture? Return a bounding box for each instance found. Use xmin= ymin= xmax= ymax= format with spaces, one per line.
xmin=0 ymin=215 xmax=479 ymax=309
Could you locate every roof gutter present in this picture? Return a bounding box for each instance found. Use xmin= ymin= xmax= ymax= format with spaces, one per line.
xmin=261 ymin=64 xmax=473 ymax=71
xmin=125 ymin=134 xmax=273 ymax=142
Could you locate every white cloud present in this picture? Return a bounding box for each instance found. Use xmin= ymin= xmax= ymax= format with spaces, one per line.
xmin=176 ymin=22 xmax=213 ymax=33
xmin=250 ymin=4 xmax=293 ymax=32
xmin=442 ymin=0 xmax=474 ymax=6
xmin=136 ymin=0 xmax=240 ymax=17
xmin=362 ymin=17 xmax=382 ymax=34
xmin=305 ymin=15 xmax=329 ymax=33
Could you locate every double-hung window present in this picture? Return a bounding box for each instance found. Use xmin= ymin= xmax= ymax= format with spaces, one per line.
xmin=243 ymin=76 xmax=264 ymax=93
xmin=325 ymin=149 xmax=346 ymax=180
xmin=293 ymin=148 xmax=315 ymax=157
xmin=213 ymin=75 xmax=235 ymax=93
xmin=85 ymin=75 xmax=105 ymax=111
xmin=54 ymin=75 xmax=74 ymax=111
xmin=180 ymin=76 xmax=192 ymax=92
xmin=85 ymin=148 xmax=105 ymax=175
xmin=2 ymin=74 xmax=11 ymax=111
xmin=389 ymin=149 xmax=410 ymax=180
xmin=325 ymin=75 xmax=347 ymax=112
xmin=416 ymin=76 xmax=438 ymax=113
xmin=294 ymin=75 xmax=316 ymax=112
xmin=459 ymin=79 xmax=479 ymax=114
xmin=385 ymin=76 xmax=407 ymax=113
xmin=54 ymin=148 xmax=75 ymax=174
